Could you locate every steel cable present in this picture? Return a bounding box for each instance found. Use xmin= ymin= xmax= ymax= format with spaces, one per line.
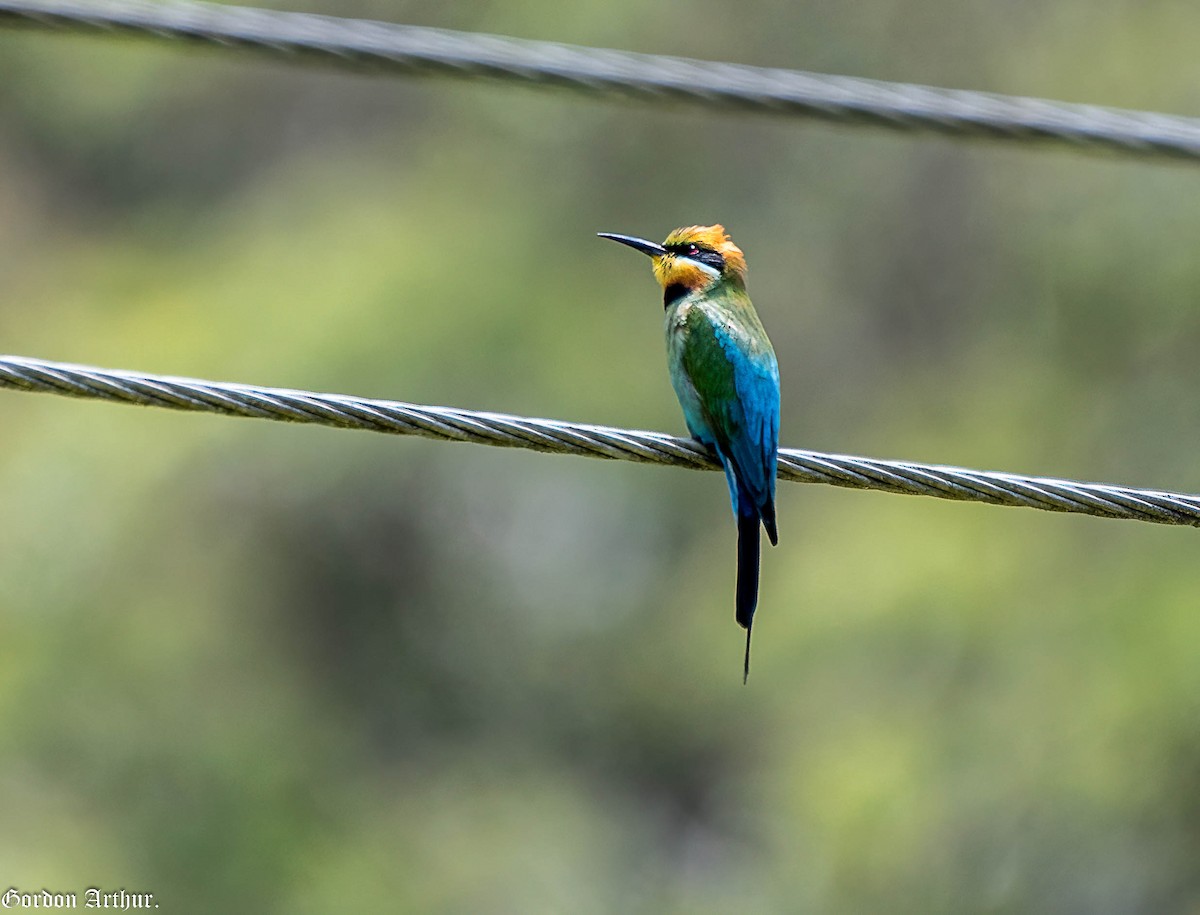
xmin=2 ymin=354 xmax=1197 ymax=527
xmin=2 ymin=0 xmax=1200 ymax=163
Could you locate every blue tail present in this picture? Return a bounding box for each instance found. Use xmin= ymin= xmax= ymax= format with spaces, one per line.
xmin=736 ymin=508 xmax=760 ymax=684
xmin=719 ymin=448 xmax=777 ymax=682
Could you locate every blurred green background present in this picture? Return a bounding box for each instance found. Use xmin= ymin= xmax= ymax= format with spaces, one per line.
xmin=3 ymin=1 xmax=1200 ymax=912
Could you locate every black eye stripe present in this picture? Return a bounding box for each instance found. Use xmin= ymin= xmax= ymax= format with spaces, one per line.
xmin=665 ymin=242 xmax=725 ymax=272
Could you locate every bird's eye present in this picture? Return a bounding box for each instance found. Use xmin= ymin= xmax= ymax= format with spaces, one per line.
xmin=686 ymin=244 xmax=700 ymax=256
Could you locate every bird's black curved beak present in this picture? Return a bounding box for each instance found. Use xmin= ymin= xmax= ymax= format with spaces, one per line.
xmin=597 ymin=232 xmax=667 ymax=257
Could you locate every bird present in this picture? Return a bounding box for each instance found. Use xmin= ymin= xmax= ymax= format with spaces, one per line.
xmin=598 ymin=225 xmax=779 ymax=682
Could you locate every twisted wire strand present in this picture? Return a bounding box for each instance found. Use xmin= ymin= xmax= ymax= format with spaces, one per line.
xmin=2 ymin=354 xmax=1197 ymax=527
xmin=2 ymin=0 xmax=1200 ymax=163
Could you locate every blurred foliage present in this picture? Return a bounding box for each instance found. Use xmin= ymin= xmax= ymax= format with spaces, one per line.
xmin=3 ymin=2 xmax=1200 ymax=912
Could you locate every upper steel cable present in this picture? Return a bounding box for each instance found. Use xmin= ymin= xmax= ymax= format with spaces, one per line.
xmin=1 ymin=354 xmax=1197 ymax=527
xmin=2 ymin=0 xmax=1200 ymax=163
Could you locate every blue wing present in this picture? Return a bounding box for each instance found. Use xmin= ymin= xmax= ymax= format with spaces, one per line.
xmin=718 ymin=326 xmax=779 ymax=526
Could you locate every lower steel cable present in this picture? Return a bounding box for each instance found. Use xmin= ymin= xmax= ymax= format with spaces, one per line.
xmin=1 ymin=354 xmax=1197 ymax=527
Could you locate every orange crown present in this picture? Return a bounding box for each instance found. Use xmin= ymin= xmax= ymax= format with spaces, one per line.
xmin=664 ymin=224 xmax=747 ymax=279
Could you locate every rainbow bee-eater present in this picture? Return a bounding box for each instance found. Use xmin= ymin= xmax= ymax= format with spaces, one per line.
xmin=599 ymin=225 xmax=779 ymax=681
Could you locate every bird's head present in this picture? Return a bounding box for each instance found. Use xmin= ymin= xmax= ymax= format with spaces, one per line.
xmin=599 ymin=224 xmax=748 ymax=306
